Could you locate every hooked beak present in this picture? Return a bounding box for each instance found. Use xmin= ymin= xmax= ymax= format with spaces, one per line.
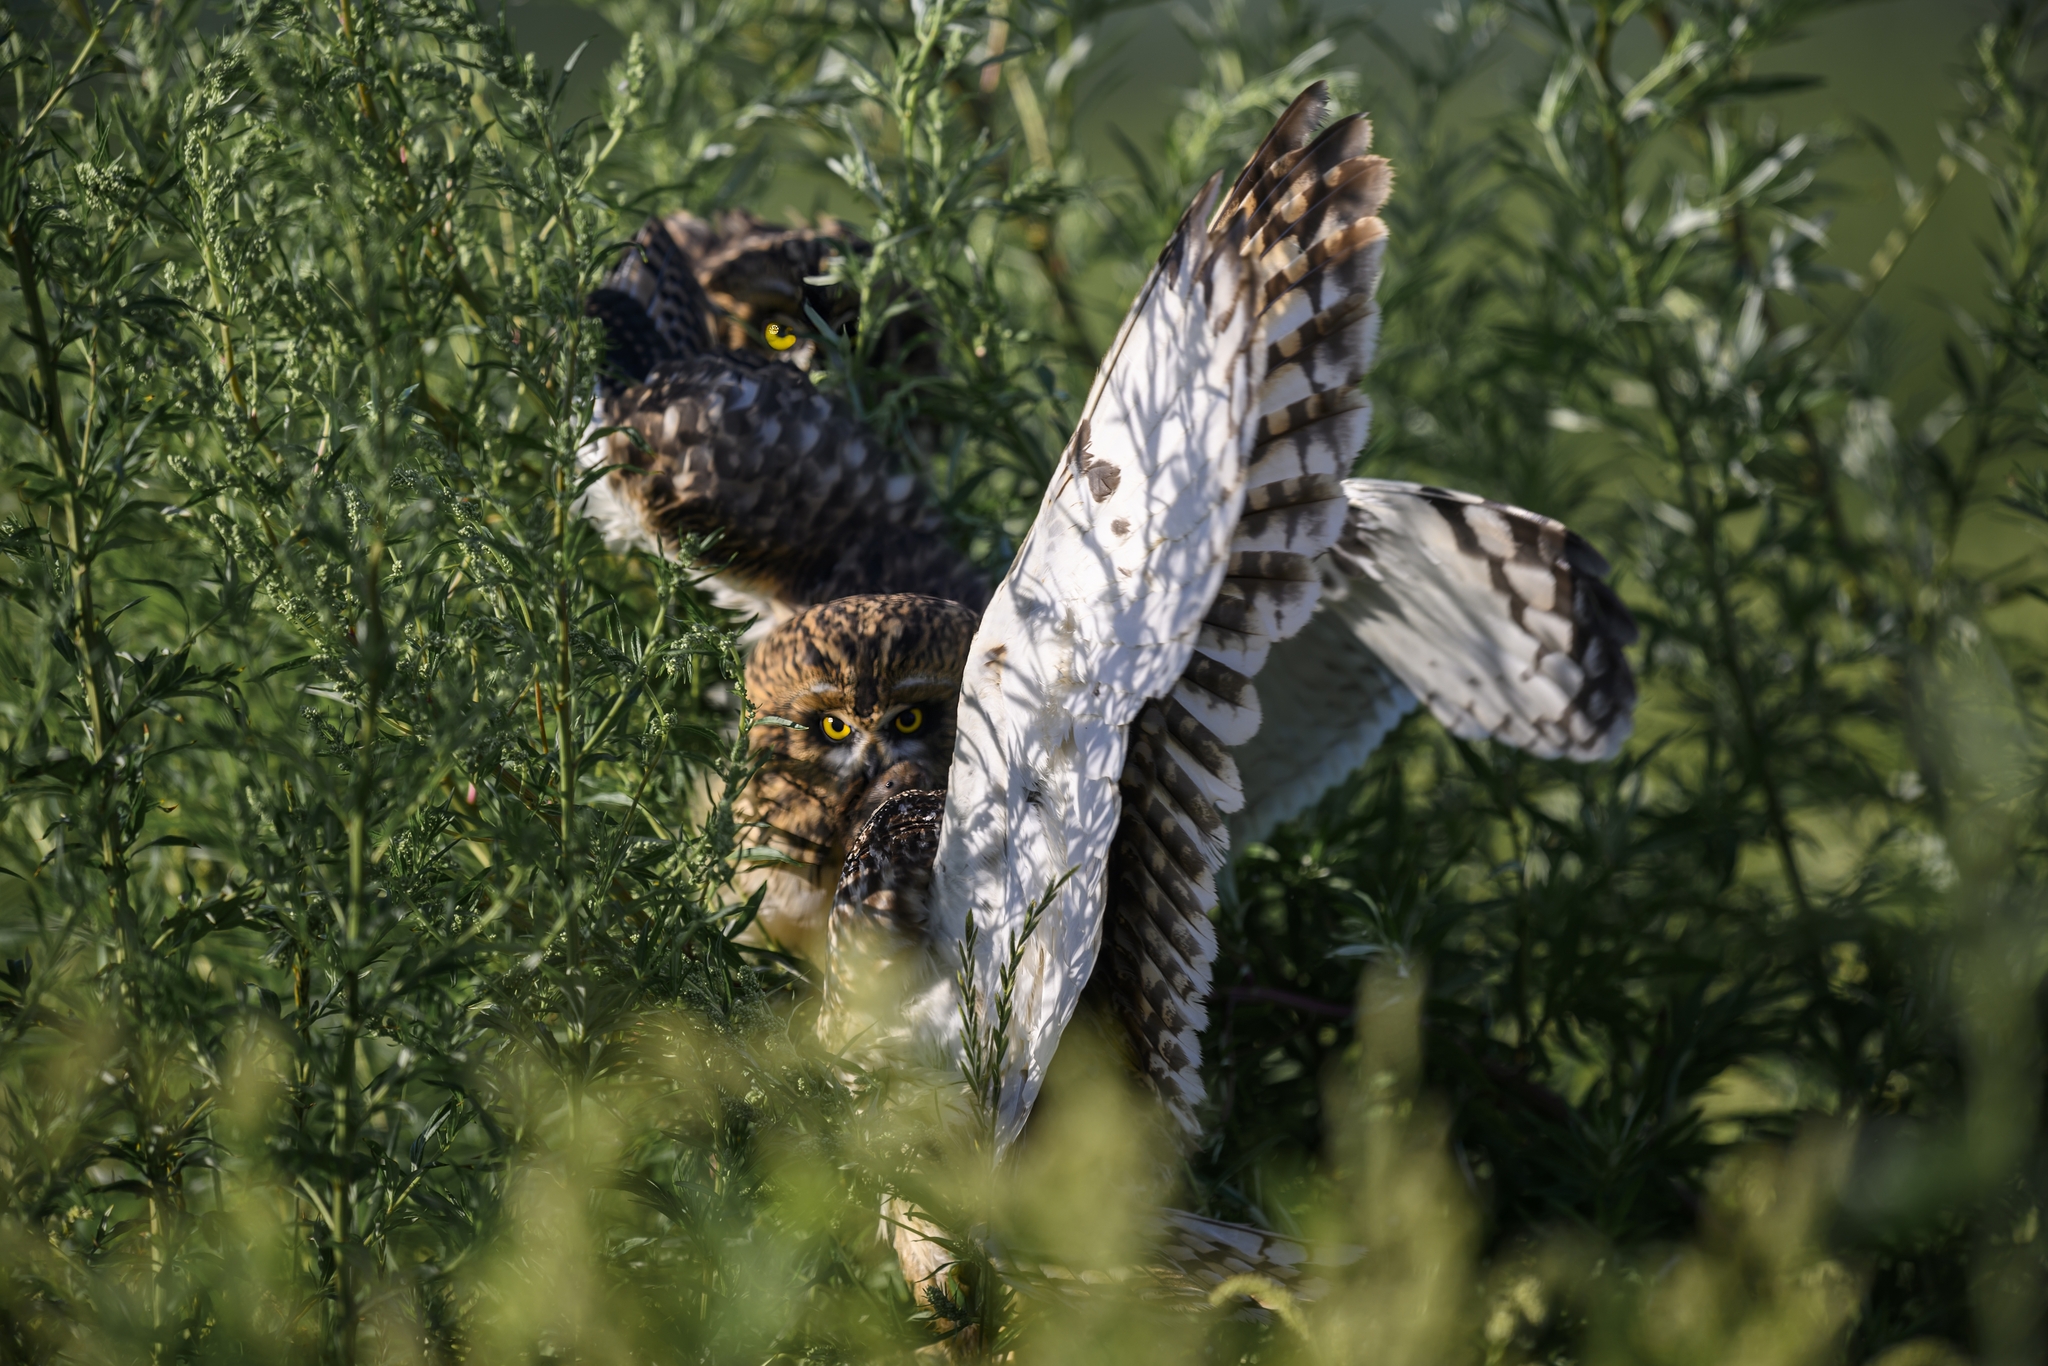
xmin=851 ymin=759 xmax=939 ymax=832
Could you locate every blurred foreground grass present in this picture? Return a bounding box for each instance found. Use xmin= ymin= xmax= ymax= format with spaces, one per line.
xmin=0 ymin=0 xmax=2046 ymax=1361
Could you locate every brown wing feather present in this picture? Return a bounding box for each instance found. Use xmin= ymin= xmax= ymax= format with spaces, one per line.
xmin=581 ymin=217 xmax=979 ymax=619
xmin=586 ymin=354 xmax=988 ymax=613
xmin=824 ymin=786 xmax=948 ymax=1047
xmin=590 ymin=218 xmax=717 ymax=380
xmin=1097 ymin=88 xmax=1394 ymax=1141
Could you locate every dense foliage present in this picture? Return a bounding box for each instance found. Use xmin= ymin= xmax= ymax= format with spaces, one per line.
xmin=1 ymin=0 xmax=2045 ymax=1360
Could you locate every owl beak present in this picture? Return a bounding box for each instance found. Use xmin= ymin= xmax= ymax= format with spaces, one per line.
xmin=851 ymin=759 xmax=938 ymax=831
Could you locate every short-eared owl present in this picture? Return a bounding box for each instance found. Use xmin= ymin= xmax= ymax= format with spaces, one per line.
xmin=578 ymin=210 xmax=983 ymax=627
xmin=733 ymin=593 xmax=977 ymax=965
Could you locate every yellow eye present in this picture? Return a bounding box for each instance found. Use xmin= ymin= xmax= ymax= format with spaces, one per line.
xmin=764 ymin=321 xmax=798 ymax=351
xmin=819 ymin=715 xmax=852 ymax=742
xmin=893 ymin=708 xmax=923 ymax=735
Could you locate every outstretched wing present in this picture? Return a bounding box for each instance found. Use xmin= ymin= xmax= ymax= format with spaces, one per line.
xmin=1228 ymin=598 xmax=1418 ymax=848
xmin=578 ymin=219 xmax=987 ymax=620
xmin=928 ymin=85 xmax=1393 ymax=1145
xmin=1232 ymin=478 xmax=1638 ymax=845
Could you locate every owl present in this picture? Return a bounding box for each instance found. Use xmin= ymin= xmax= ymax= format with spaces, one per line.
xmin=665 ymin=207 xmax=860 ymax=367
xmin=577 ymin=210 xmax=981 ymax=631
xmin=664 ymin=208 xmax=941 ymax=385
xmin=733 ymin=593 xmax=977 ymax=966
xmin=584 ymin=84 xmax=1638 ymax=1315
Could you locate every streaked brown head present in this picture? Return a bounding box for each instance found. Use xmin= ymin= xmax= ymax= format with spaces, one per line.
xmin=661 ymin=208 xmax=941 ymax=382
xmin=662 ymin=209 xmax=859 ymax=370
xmin=735 ymin=593 xmax=978 ymax=963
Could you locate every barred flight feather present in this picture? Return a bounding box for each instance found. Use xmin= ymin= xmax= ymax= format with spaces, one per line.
xmin=1230 ymin=479 xmax=1638 ymax=847
xmin=1324 ymin=479 xmax=1638 ymax=759
xmin=1102 ymin=92 xmax=1394 ymax=1140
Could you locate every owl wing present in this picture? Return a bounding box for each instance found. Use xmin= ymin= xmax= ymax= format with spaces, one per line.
xmin=928 ymin=84 xmax=1393 ymax=1145
xmin=578 ymin=220 xmax=987 ymax=617
xmin=1227 ymin=600 xmax=1418 ymax=849
xmin=1230 ymin=479 xmax=1639 ymax=846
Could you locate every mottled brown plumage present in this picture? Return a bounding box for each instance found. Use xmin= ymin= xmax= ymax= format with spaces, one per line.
xmin=588 ymin=357 xmax=988 ymax=614
xmin=736 ymin=595 xmax=978 ymax=964
xmin=819 ymin=787 xmax=947 ymax=1062
xmin=578 ymin=218 xmax=983 ymax=625
xmin=667 ymin=209 xmax=854 ymax=357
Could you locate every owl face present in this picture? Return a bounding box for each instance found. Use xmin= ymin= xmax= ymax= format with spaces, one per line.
xmin=759 ymin=667 xmax=957 ymax=812
xmin=660 ymin=209 xmax=939 ymax=383
xmin=665 ymin=209 xmax=856 ymax=373
xmin=705 ymin=266 xmax=834 ymax=373
xmin=735 ymin=594 xmax=979 ymax=964
xmin=707 ymin=268 xmax=829 ymax=371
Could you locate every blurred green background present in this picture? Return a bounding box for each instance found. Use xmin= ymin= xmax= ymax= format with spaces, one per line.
xmin=511 ymin=0 xmax=2001 ymax=326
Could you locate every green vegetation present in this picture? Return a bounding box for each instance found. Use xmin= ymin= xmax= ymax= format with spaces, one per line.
xmin=1 ymin=0 xmax=2045 ymax=1360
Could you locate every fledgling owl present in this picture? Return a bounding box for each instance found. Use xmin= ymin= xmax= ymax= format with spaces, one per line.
xmin=732 ymin=593 xmax=977 ymax=966
xmin=577 ymin=212 xmax=982 ymax=631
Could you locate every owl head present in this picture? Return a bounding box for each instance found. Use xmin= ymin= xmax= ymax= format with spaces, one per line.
xmin=741 ymin=592 xmax=977 ymax=850
xmin=662 ymin=209 xmax=856 ymax=371
xmin=661 ymin=209 xmax=942 ymax=382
